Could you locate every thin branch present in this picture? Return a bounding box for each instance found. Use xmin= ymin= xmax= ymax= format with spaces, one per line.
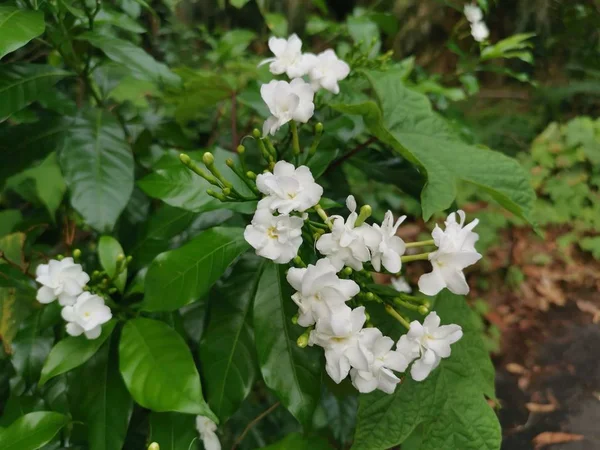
xmin=327 ymin=136 xmax=377 ymax=173
xmin=0 ymin=252 xmax=36 ymax=280
xmin=231 ymin=402 xmax=280 ymax=450
xmin=231 ymin=92 xmax=239 ymax=151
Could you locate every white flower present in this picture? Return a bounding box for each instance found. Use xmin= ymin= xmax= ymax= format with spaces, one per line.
xmin=418 ymin=210 xmax=482 ymax=296
xmin=305 ymin=49 xmax=350 ymax=94
xmin=309 ymin=306 xmax=366 ymax=383
xmin=61 ymin=292 xmax=112 ymax=339
xmin=471 ymin=21 xmax=489 ymax=42
xmin=316 ymin=196 xmax=372 ymax=271
xmin=261 ymin=78 xmax=315 ymax=136
xmin=196 ymin=416 xmax=221 ymax=450
xmin=348 ymin=328 xmax=412 ymax=394
xmin=287 ymin=258 xmax=359 ymax=328
xmin=464 ymin=4 xmax=483 ymax=23
xmin=256 ymin=161 xmax=323 ymax=214
xmin=35 ymin=257 xmax=90 ymax=306
xmin=244 ymin=208 xmax=303 ymax=264
xmin=397 ymin=312 xmax=462 ymax=381
xmin=391 ymin=276 xmax=412 ymax=293
xmin=259 ymin=34 xmax=313 ymax=79
xmin=364 ymin=211 xmax=407 ymax=273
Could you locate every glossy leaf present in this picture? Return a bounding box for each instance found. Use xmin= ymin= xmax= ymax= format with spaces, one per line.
xmin=148 ymin=412 xmax=198 ymax=450
xmin=333 ymin=70 xmax=535 ymax=222
xmin=0 ymin=411 xmax=68 ymax=450
xmin=0 ymin=210 xmax=22 ymax=237
xmin=199 ymin=255 xmax=261 ymax=422
xmin=0 ymin=64 xmax=72 ymax=120
xmin=78 ymin=32 xmax=179 ymax=87
xmin=0 ymin=7 xmax=45 ymax=60
xmin=142 ymin=227 xmax=249 ymax=312
xmin=39 ymin=321 xmax=117 ymax=386
xmin=351 ymin=292 xmax=499 ymax=450
xmin=59 ymin=109 xmax=134 ymax=232
xmin=253 ymin=262 xmax=322 ymax=427
xmin=69 ymin=338 xmax=133 ymax=450
xmin=98 ymin=236 xmax=127 ymax=292
xmin=119 ymin=317 xmax=216 ymax=420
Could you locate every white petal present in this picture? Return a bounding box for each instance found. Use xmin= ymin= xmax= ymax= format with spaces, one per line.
xmin=268 ymin=36 xmax=287 ymax=56
xmin=36 ymin=286 xmax=56 ymax=304
xmin=423 ymin=311 xmax=440 ymax=331
xmin=410 ymin=356 xmax=434 ymax=381
xmin=418 ymin=268 xmax=447 ymax=296
xmin=383 ymin=350 xmax=411 ymax=373
xmin=350 ymin=369 xmax=378 ymax=393
xmin=440 ymin=268 xmax=470 ymax=295
xmin=65 ymin=322 xmax=84 ymax=337
xmin=377 ymin=368 xmax=401 ymax=394
xmin=84 ymin=326 xmax=102 ymax=340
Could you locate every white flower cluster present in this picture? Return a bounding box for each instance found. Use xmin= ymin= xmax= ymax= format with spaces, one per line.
xmin=259 ymin=34 xmax=350 ymax=135
xmin=464 ymin=3 xmax=489 ymax=42
xmin=244 ymin=161 xmax=481 ymax=394
xmin=196 ymin=416 xmax=221 ymax=450
xmin=35 ymin=258 xmax=112 ymax=339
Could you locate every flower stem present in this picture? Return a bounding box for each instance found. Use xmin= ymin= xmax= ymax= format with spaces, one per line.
xmin=401 ymin=252 xmax=431 ymax=263
xmin=393 ymin=297 xmax=420 ymax=311
xmin=314 ymin=204 xmax=332 ymax=229
xmin=405 ymin=239 xmax=435 ymax=248
xmin=290 ymin=121 xmax=301 ymax=156
xmin=385 ymin=304 xmax=411 ymax=329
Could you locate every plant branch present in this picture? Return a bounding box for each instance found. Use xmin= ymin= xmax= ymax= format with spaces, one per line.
xmin=231 ymin=402 xmax=280 ymax=450
xmin=231 ymin=92 xmax=238 ymax=150
xmin=327 ymin=136 xmax=377 ymax=173
xmin=0 ymin=252 xmax=36 ymax=280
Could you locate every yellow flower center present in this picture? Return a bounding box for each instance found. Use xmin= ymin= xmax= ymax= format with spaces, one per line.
xmin=267 ymin=226 xmax=278 ymax=239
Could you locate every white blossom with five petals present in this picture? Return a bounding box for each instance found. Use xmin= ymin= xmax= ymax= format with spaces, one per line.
xmin=464 ymin=4 xmax=483 ymax=23
xmin=261 ymin=78 xmax=315 ymax=136
xmin=259 ymin=34 xmax=313 ymax=79
xmin=316 ymin=196 xmax=372 ymax=271
xmin=304 ymin=49 xmax=350 ymax=94
xmin=61 ymin=292 xmax=112 ymax=339
xmin=364 ymin=211 xmax=407 ymax=274
xmin=418 ymin=210 xmax=482 ymax=296
xmin=470 ymin=22 xmax=489 ymax=42
xmin=309 ymin=306 xmax=366 ymax=383
xmin=396 ymin=312 xmax=462 ymax=381
xmin=256 ymin=161 xmax=323 ymax=214
xmin=244 ymin=208 xmax=303 ymax=264
xmin=348 ymin=328 xmax=411 ymax=394
xmin=287 ymin=258 xmax=359 ymax=328
xmin=196 ymin=416 xmax=221 ymax=450
xmin=35 ymin=257 xmax=90 ymax=306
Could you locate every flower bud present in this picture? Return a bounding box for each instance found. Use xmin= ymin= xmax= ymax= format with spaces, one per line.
xmin=297 ymin=334 xmax=309 ymax=348
xmin=315 ymin=122 xmax=323 ymax=135
xmin=116 ymin=254 xmax=125 ymax=263
xmin=148 ymin=443 xmax=160 ymax=450
xmin=222 ymin=187 xmax=231 ymax=196
xmin=355 ymin=205 xmax=372 ymax=226
xmin=252 ymin=128 xmax=261 ymax=139
xmin=246 ymin=171 xmax=257 ymax=180
xmin=179 ymin=153 xmax=191 ymax=165
xmin=342 ymin=267 xmax=353 ymax=276
xmin=202 ymin=152 xmax=215 ymax=166
xmin=291 ymin=314 xmax=299 ymax=325
xmin=421 ymin=300 xmax=431 ymax=309
xmin=365 ymin=292 xmax=375 ymax=301
xmin=225 ymin=158 xmax=234 ymax=168
xmin=236 ymin=145 xmax=245 ymax=155
xmin=418 ymin=305 xmax=429 ymax=315
xmin=56 ymin=254 xmax=64 ymax=261
xmin=72 ymin=249 xmax=82 ymax=260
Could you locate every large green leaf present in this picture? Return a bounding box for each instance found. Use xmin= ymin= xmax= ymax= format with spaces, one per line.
xmin=0 ymin=210 xmax=22 ymax=237
xmin=39 ymin=321 xmax=116 ymax=386
xmin=0 ymin=115 xmax=71 ymax=188
xmin=0 ymin=7 xmax=45 ymax=60
xmin=0 ymin=287 xmax=34 ymax=353
xmin=333 ymin=70 xmax=535 ymax=221
xmin=142 ymin=227 xmax=249 ymax=312
xmin=98 ymin=236 xmax=127 ymax=293
xmin=0 ymin=64 xmax=72 ymax=120
xmin=6 ymin=152 xmax=66 ymax=220
xmin=148 ymin=412 xmax=198 ymax=450
xmin=199 ymin=255 xmax=260 ymax=422
xmin=253 ymin=262 xmax=322 ymax=427
xmin=0 ymin=411 xmax=68 ymax=450
xmin=78 ymin=32 xmax=179 ymax=87
xmin=59 ymin=110 xmax=134 ymax=232
xmin=119 ymin=317 xmax=216 ymax=420
xmin=351 ymin=292 xmax=499 ymax=450
xmin=262 ymin=432 xmax=333 ymax=450
xmin=70 ymin=337 xmax=132 ymax=450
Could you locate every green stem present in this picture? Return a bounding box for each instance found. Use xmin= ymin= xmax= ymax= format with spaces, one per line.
xmin=405 ymin=239 xmax=435 ymax=248
xmin=393 ymin=298 xmax=421 ymax=312
xmin=290 ymin=121 xmax=301 ymax=156
xmin=384 ymin=305 xmax=411 ymax=329
xmin=401 ymin=252 xmax=431 ymax=263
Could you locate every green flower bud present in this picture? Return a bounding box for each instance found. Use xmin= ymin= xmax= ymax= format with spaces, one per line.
xmin=148 ymin=443 xmax=160 ymax=450
xmin=291 ymin=314 xmax=299 ymax=325
xmin=237 ymin=145 xmax=245 ymax=154
xmin=342 ymin=267 xmax=353 ymax=276
xmin=418 ymin=305 xmax=429 ymax=315
xmin=246 ymin=171 xmax=257 ymax=180
xmin=297 ymin=334 xmax=309 ymax=348
xmin=365 ymin=292 xmax=375 ymax=301
xmin=252 ymin=128 xmax=261 ymax=139
xmin=315 ymin=122 xmax=324 ymax=134
xmin=202 ymin=152 xmax=215 ymax=166
xmin=179 ymin=153 xmax=191 ymax=165
xmin=116 ymin=254 xmax=125 ymax=263
xmin=225 ymin=158 xmax=234 ymax=168
xmin=72 ymin=249 xmax=82 ymax=259
xmin=222 ymin=187 xmax=231 ymax=196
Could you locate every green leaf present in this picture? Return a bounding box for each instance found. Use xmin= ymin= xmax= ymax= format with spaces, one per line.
xmin=351 ymin=292 xmax=499 ymax=450
xmin=253 ymin=262 xmax=322 ymax=427
xmin=321 ymin=389 xmax=357 ymax=445
xmin=78 ymin=32 xmax=180 ymax=87
xmin=142 ymin=227 xmax=249 ymax=312
xmin=0 ymin=64 xmax=72 ymax=120
xmin=262 ymin=432 xmax=333 ymax=450
xmin=0 ymin=411 xmax=68 ymax=450
xmin=230 ymin=0 xmax=251 ymax=8
xmin=69 ymin=337 xmax=132 ymax=450
xmin=148 ymin=412 xmax=198 ymax=450
xmin=0 ymin=287 xmax=35 ymax=353
xmin=39 ymin=321 xmax=117 ymax=386
xmin=0 ymin=394 xmax=46 ymax=427
xmin=94 ymin=7 xmax=147 ymax=33
xmin=0 ymin=7 xmax=45 ymax=60
xmin=0 ymin=114 xmax=72 ymax=188
xmin=199 ymin=255 xmax=260 ymax=422
xmin=59 ymin=110 xmax=134 ymax=233
xmin=333 ymin=70 xmax=535 ymax=222
xmin=6 ymin=152 xmax=66 ymax=220
xmin=0 ymin=210 xmax=22 ymax=237
xmin=119 ymin=317 xmax=216 ymax=420
xmin=98 ymin=236 xmax=127 ymax=292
